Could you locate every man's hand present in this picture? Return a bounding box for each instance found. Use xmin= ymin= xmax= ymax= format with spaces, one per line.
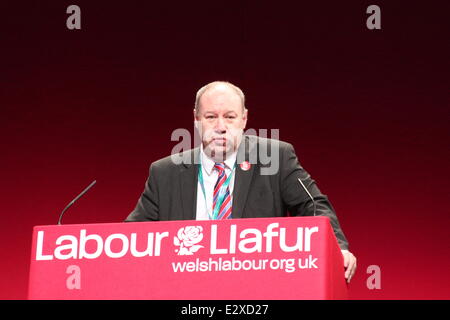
xmin=341 ymin=250 xmax=357 ymax=283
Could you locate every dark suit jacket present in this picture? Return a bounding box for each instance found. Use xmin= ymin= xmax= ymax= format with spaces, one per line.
xmin=126 ymin=135 xmax=349 ymax=250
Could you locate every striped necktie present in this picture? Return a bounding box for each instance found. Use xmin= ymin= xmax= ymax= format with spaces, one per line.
xmin=213 ymin=163 xmax=232 ymax=219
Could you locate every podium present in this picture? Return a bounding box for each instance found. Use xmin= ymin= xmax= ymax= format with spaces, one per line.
xmin=28 ymin=216 xmax=348 ymax=299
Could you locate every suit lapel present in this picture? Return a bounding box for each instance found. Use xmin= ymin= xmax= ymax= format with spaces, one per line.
xmin=232 ymin=136 xmax=256 ymax=219
xmin=180 ymin=148 xmax=199 ymax=221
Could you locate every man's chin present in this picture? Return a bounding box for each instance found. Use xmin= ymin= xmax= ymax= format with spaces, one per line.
xmin=204 ymin=145 xmax=233 ymax=162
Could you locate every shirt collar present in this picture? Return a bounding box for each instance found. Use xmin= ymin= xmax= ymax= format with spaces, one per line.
xmin=200 ymin=144 xmax=237 ymax=176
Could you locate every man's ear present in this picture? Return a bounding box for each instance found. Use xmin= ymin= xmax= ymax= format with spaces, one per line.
xmin=194 ymin=109 xmax=200 ymax=130
xmin=243 ymin=108 xmax=248 ymax=129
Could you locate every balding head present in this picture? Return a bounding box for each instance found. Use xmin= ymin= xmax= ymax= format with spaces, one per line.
xmin=194 ymin=81 xmax=246 ymax=115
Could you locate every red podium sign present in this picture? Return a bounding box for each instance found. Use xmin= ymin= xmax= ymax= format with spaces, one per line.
xmin=28 ymin=216 xmax=348 ymax=299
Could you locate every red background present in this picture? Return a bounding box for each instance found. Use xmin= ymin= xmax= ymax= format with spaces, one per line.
xmin=1 ymin=1 xmax=449 ymax=299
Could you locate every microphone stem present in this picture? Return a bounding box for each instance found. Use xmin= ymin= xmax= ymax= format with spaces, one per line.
xmin=57 ymin=180 xmax=96 ymax=225
xmin=297 ymin=178 xmax=316 ymax=217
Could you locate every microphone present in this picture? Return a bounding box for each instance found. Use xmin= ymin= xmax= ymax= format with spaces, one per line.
xmin=297 ymin=178 xmax=316 ymax=217
xmin=57 ymin=180 xmax=97 ymax=225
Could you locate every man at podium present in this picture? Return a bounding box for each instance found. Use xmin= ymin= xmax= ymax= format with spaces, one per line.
xmin=126 ymin=81 xmax=357 ymax=282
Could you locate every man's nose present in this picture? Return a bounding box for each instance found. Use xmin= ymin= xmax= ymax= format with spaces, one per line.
xmin=214 ymin=117 xmax=227 ymax=132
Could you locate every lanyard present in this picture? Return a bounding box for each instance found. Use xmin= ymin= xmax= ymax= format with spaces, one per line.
xmin=198 ymin=162 xmax=236 ymax=220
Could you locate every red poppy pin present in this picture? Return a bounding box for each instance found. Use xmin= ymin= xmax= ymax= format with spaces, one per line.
xmin=240 ymin=161 xmax=251 ymax=171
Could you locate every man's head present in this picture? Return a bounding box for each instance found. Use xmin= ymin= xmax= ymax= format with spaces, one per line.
xmin=194 ymin=81 xmax=248 ymax=162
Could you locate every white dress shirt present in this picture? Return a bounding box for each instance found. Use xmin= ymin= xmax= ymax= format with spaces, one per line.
xmin=195 ymin=146 xmax=237 ymax=220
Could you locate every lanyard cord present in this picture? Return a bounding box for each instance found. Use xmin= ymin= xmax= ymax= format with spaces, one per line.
xmin=198 ymin=161 xmax=236 ymax=220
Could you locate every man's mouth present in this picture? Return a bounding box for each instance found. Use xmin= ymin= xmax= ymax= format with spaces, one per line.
xmin=212 ymin=137 xmax=227 ymax=145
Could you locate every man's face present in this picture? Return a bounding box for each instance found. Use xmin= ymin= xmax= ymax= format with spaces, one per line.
xmin=194 ymin=86 xmax=248 ymax=161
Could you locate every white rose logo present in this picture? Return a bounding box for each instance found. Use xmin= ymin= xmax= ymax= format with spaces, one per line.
xmin=174 ymin=226 xmax=204 ymax=255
